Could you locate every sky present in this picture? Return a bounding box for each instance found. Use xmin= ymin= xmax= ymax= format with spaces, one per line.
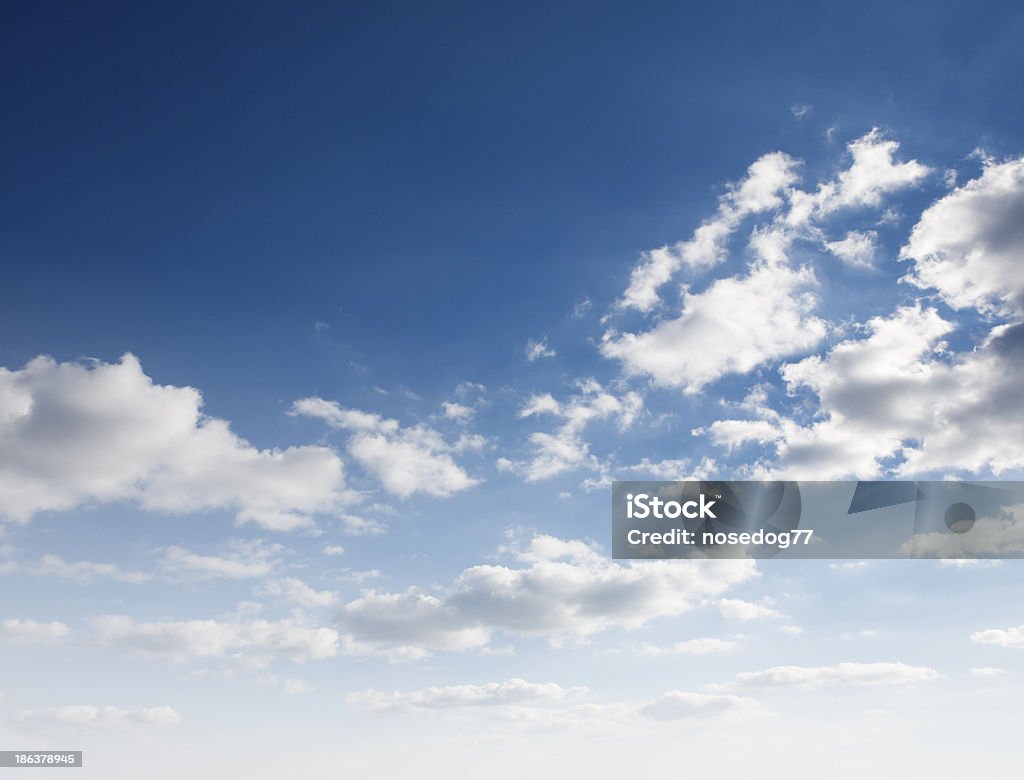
xmin=2 ymin=1 xmax=1024 ymax=776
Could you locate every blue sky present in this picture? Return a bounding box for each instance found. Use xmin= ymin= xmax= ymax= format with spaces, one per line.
xmin=3 ymin=2 xmax=1024 ymax=777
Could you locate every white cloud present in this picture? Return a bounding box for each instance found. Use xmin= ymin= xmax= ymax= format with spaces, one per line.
xmin=256 ymin=577 xmax=338 ymax=609
xmin=790 ymin=103 xmax=812 ymax=119
xmin=897 ymin=510 xmax=1024 ymax=558
xmin=785 ymin=129 xmax=930 ymax=227
xmin=323 ymin=545 xmax=345 ymax=556
xmin=716 ymin=598 xmax=782 ymax=621
xmin=699 ymin=306 xmax=1024 ymax=478
xmin=639 ymin=691 xmax=760 ymax=720
xmin=338 ymin=514 xmax=386 ymax=536
xmin=639 ymin=638 xmax=738 ymax=656
xmin=0 ymin=354 xmax=348 ymax=530
xmin=0 ymin=618 xmax=71 ymax=644
xmin=825 ymin=229 xmax=878 ymax=268
xmin=971 ymin=624 xmax=1024 ymax=648
xmin=441 ymin=401 xmax=475 ymax=422
xmin=504 ymin=380 xmax=643 ymax=481
xmin=901 ymin=156 xmax=1024 ymax=315
xmin=0 ymin=554 xmax=150 ymax=584
xmin=525 ymin=338 xmax=556 ymax=361
xmin=92 ymin=614 xmax=339 ymax=663
xmin=970 ymin=667 xmax=1006 ymax=676
xmin=160 ymin=540 xmax=281 ymax=580
xmin=716 ymin=662 xmax=939 ymax=689
xmin=336 ymin=533 xmax=757 ymax=657
xmin=604 ymin=260 xmax=826 ymax=393
xmin=348 ymin=678 xmax=588 ymax=712
xmin=14 ymin=705 xmax=180 ymax=727
xmin=290 ymin=398 xmax=479 ymax=498
xmin=618 ymin=151 xmax=800 ymax=312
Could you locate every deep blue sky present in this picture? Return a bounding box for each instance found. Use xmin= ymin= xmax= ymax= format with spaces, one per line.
xmin=4 ymin=1 xmax=1023 ymax=427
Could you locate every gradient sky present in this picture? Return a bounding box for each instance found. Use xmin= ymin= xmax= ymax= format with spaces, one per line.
xmin=2 ymin=2 xmax=1024 ymax=777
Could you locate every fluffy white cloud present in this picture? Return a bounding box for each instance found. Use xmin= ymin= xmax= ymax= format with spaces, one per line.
xmin=14 ymin=705 xmax=180 ymax=727
xmin=441 ymin=401 xmax=475 ymax=422
xmin=619 ymin=152 xmax=800 ymax=311
xmin=0 ymin=554 xmax=150 ymax=584
xmin=639 ymin=691 xmax=759 ymax=720
xmin=255 ymin=577 xmax=338 ymax=609
xmin=322 ymin=545 xmax=345 ymax=556
xmin=0 ymin=618 xmax=70 ymax=644
xmin=290 ymin=398 xmax=479 ymax=498
xmin=971 ymin=624 xmax=1024 ymax=648
xmin=525 ymin=338 xmax=556 ymax=361
xmin=347 ymin=678 xmax=588 ymax=712
xmin=826 ymin=229 xmax=878 ymax=268
xmin=901 ymin=156 xmax=1024 ymax=315
xmin=716 ymin=662 xmax=939 ymax=689
xmin=336 ymin=533 xmax=757 ymax=657
xmin=0 ymin=354 xmax=348 ymax=530
xmin=699 ymin=306 xmax=1024 ymax=478
xmin=160 ymin=540 xmax=281 ymax=580
xmin=502 ymin=380 xmax=643 ymax=481
xmin=92 ymin=614 xmax=339 ymax=662
xmin=604 ymin=259 xmax=827 ymax=393
xmin=785 ymin=129 xmax=930 ymax=226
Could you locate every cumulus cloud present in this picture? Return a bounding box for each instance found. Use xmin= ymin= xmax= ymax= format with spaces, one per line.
xmin=713 ymin=662 xmax=939 ymax=689
xmin=348 ymin=678 xmax=588 ymax=712
xmin=335 ymin=533 xmax=757 ymax=658
xmin=0 ymin=354 xmax=348 ymax=530
xmin=619 ymin=151 xmax=800 ymax=312
xmin=501 ymin=380 xmax=643 ymax=481
xmin=92 ymin=614 xmax=339 ymax=663
xmin=0 ymin=618 xmax=71 ymax=644
xmin=826 ymin=229 xmax=878 ymax=268
xmin=971 ymin=624 xmax=1024 ymax=648
xmin=699 ymin=306 xmax=1024 ymax=478
xmin=604 ymin=259 xmax=827 ymax=393
xmin=14 ymin=705 xmax=181 ymax=727
xmin=901 ymin=156 xmax=1024 ymax=315
xmin=0 ymin=554 xmax=150 ymax=584
xmin=290 ymin=398 xmax=479 ymax=498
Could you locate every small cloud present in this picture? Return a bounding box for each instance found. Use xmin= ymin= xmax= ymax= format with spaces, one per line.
xmin=525 ymin=338 xmax=556 ymax=362
xmin=791 ymin=103 xmax=812 ymax=119
xmin=323 ymin=545 xmax=346 ymax=556
xmin=314 ymin=321 xmax=330 ymax=333
xmin=284 ymin=678 xmax=316 ymax=695
xmin=717 ymin=598 xmax=782 ymax=621
xmin=572 ymin=297 xmax=593 ymax=319
xmin=970 ymin=667 xmax=1005 ymax=677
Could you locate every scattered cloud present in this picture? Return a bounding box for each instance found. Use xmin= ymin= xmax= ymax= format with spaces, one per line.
xmin=639 ymin=691 xmax=760 ymax=720
xmin=971 ymin=624 xmax=1024 ymax=648
xmin=255 ymin=577 xmax=338 ymax=609
xmin=639 ymin=638 xmax=738 ymax=656
xmin=712 ymin=661 xmax=939 ymax=689
xmin=825 ymin=229 xmax=878 ymax=268
xmin=160 ymin=540 xmax=281 ymax=580
xmin=348 ymin=678 xmax=588 ymax=712
xmin=290 ymin=398 xmax=479 ymax=498
xmin=0 ymin=354 xmax=349 ymax=530
xmin=0 ymin=618 xmax=71 ymax=644
xmin=525 ymin=338 xmax=556 ymax=362
xmin=92 ymin=614 xmax=339 ymax=663
xmin=716 ymin=598 xmax=782 ymax=621
xmin=336 ymin=533 xmax=757 ymax=658
xmin=14 ymin=705 xmax=181 ymax=727
xmin=0 ymin=554 xmax=151 ymax=584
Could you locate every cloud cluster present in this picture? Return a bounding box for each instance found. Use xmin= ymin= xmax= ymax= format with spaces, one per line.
xmin=92 ymin=614 xmax=339 ymax=663
xmin=290 ymin=397 xmax=479 ymax=498
xmin=0 ymin=354 xmax=348 ymax=530
xmin=336 ymin=533 xmax=756 ymax=658
xmin=604 ymin=130 xmax=930 ymax=393
xmin=499 ymin=380 xmax=643 ymax=481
